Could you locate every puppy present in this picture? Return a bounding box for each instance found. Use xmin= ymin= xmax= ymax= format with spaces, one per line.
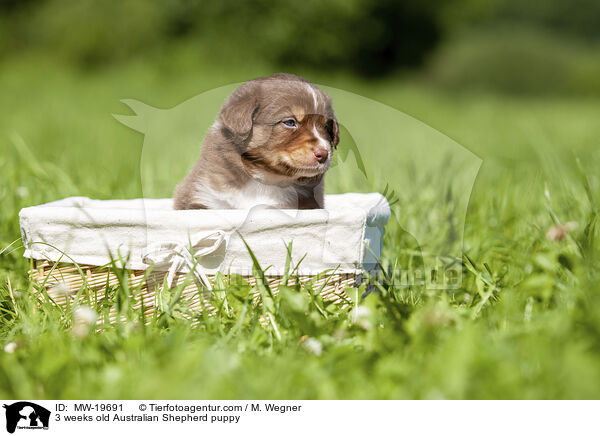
xmin=174 ymin=73 xmax=339 ymax=210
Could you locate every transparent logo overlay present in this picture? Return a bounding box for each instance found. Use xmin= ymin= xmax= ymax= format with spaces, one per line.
xmin=108 ymin=79 xmax=481 ymax=291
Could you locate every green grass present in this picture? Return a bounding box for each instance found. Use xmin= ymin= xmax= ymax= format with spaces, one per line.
xmin=1 ymin=52 xmax=600 ymax=399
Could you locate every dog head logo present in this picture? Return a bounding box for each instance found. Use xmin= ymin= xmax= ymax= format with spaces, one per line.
xmin=114 ymin=81 xmax=481 ymax=289
xmin=3 ymin=402 xmax=50 ymax=433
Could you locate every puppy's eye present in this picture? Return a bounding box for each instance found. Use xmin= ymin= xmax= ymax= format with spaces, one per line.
xmin=282 ymin=119 xmax=297 ymax=128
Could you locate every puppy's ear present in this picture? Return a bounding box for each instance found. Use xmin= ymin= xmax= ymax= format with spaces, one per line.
xmin=327 ymin=118 xmax=340 ymax=149
xmin=219 ymin=82 xmax=260 ymax=142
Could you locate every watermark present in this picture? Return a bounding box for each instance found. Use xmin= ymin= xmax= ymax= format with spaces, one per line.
xmin=22 ymin=76 xmax=480 ymax=293
xmin=3 ymin=402 xmax=50 ymax=434
xmin=0 ymin=400 xmax=594 ymax=435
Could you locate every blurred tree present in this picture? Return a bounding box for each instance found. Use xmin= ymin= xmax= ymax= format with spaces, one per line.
xmin=1 ymin=0 xmax=598 ymax=79
xmin=491 ymin=0 xmax=600 ymax=41
xmin=0 ymin=0 xmax=451 ymax=76
xmin=438 ymin=0 xmax=600 ymax=41
xmin=161 ymin=0 xmax=448 ymax=76
xmin=267 ymin=0 xmax=444 ymax=76
xmin=0 ymin=0 xmax=38 ymax=11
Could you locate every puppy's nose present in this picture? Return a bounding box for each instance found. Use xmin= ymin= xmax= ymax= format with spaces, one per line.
xmin=313 ymin=147 xmax=328 ymax=163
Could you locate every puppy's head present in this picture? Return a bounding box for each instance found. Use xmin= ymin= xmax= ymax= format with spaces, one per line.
xmin=217 ymin=73 xmax=340 ymax=181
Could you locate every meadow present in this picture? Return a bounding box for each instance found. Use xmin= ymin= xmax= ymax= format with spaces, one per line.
xmin=1 ymin=52 xmax=599 ymax=399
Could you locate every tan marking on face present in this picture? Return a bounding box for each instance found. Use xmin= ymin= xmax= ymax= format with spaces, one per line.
xmin=290 ymin=106 xmax=306 ymax=122
xmin=273 ymin=119 xmax=330 ymax=171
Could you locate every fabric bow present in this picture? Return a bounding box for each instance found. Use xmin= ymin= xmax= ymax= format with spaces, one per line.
xmin=141 ymin=231 xmax=227 ymax=290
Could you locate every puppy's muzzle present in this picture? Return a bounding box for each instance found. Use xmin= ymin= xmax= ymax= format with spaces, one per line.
xmin=313 ymin=147 xmax=328 ymax=164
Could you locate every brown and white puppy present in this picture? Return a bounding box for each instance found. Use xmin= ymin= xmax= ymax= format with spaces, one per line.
xmin=173 ymin=73 xmax=339 ymax=210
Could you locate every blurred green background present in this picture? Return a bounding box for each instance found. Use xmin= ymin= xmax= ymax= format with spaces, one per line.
xmin=2 ymin=0 xmax=600 ymax=93
xmin=1 ymin=0 xmax=600 ymax=399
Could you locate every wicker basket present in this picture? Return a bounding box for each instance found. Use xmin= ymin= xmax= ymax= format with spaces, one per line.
xmin=29 ymin=260 xmax=357 ymax=323
xmin=21 ymin=194 xmax=389 ymax=323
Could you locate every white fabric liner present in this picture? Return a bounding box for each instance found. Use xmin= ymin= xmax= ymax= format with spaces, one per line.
xmin=19 ymin=193 xmax=390 ymax=276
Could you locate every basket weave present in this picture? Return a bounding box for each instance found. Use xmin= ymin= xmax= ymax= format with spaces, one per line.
xmin=29 ymin=260 xmax=355 ymax=323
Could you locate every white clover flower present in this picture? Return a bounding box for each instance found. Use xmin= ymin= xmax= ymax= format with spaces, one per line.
xmin=351 ymin=306 xmax=372 ymax=330
xmin=4 ymin=342 xmax=17 ymax=353
xmin=74 ymin=306 xmax=98 ymax=324
xmin=301 ymin=337 xmax=323 ymax=356
xmin=72 ymin=306 xmax=98 ymax=338
xmin=16 ymin=186 xmax=29 ymax=198
xmin=49 ymin=282 xmax=73 ymax=296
